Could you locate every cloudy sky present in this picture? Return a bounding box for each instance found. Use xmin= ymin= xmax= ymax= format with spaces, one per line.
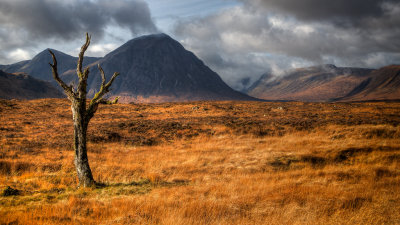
xmin=0 ymin=0 xmax=399 ymax=90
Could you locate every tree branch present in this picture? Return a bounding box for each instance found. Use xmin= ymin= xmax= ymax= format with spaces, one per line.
xmin=86 ymin=64 xmax=120 ymax=120
xmin=48 ymin=50 xmax=76 ymax=99
xmin=91 ymin=64 xmax=120 ymax=103
xmin=99 ymin=96 xmax=120 ymax=105
xmin=76 ymin=33 xmax=92 ymax=100
xmin=98 ymin=64 xmax=106 ymax=88
xmin=77 ymin=33 xmax=91 ymax=78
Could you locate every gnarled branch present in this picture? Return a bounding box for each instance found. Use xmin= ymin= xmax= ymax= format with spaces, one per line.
xmin=98 ymin=64 xmax=106 ymax=88
xmin=77 ymin=33 xmax=91 ymax=79
xmin=76 ymin=33 xmax=91 ymax=99
xmin=48 ymin=50 xmax=76 ymax=99
xmin=86 ymin=64 xmax=120 ymax=120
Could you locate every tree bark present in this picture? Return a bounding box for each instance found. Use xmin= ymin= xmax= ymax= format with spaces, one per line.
xmin=72 ymin=101 xmax=95 ymax=187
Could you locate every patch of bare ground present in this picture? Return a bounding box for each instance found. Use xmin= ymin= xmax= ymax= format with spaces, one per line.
xmin=0 ymin=99 xmax=399 ymax=224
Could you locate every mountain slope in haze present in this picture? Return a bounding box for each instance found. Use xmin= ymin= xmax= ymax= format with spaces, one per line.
xmin=0 ymin=60 xmax=30 ymax=72
xmin=247 ymin=65 xmax=374 ymax=102
xmin=338 ymin=65 xmax=400 ymax=101
xmin=0 ymin=70 xmax=64 ymax=100
xmin=2 ymin=49 xmax=100 ymax=87
xmin=82 ymin=33 xmax=257 ymax=103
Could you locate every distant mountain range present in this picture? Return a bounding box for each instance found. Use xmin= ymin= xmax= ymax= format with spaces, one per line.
xmin=0 ymin=49 xmax=99 ymax=85
xmin=0 ymin=33 xmax=399 ymax=102
xmin=0 ymin=34 xmax=256 ymax=103
xmin=247 ymin=64 xmax=400 ymax=102
xmin=336 ymin=65 xmax=400 ymax=102
xmin=0 ymin=70 xmax=63 ymax=100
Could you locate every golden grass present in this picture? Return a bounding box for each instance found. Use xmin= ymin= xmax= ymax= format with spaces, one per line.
xmin=0 ymin=99 xmax=399 ymax=224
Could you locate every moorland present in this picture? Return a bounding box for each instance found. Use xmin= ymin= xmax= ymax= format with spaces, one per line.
xmin=0 ymin=99 xmax=399 ymax=224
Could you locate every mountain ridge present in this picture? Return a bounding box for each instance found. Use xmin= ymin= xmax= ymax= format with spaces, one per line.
xmin=247 ymin=64 xmax=378 ymax=102
xmin=335 ymin=65 xmax=400 ymax=101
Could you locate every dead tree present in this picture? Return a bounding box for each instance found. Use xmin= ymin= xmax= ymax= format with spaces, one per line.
xmin=49 ymin=33 xmax=120 ymax=187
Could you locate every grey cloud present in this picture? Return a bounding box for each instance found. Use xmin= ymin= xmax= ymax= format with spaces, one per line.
xmin=98 ymin=0 xmax=157 ymax=34
xmin=243 ymin=0 xmax=397 ymax=27
xmin=0 ymin=0 xmax=157 ymax=63
xmin=0 ymin=0 xmax=156 ymax=40
xmin=0 ymin=27 xmax=37 ymax=64
xmin=174 ymin=2 xmax=400 ymax=90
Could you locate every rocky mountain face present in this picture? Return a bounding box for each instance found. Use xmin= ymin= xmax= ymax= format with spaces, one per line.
xmin=336 ymin=65 xmax=400 ymax=101
xmin=85 ymin=34 xmax=256 ymax=102
xmin=2 ymin=34 xmax=256 ymax=103
xmin=247 ymin=64 xmax=376 ymax=102
xmin=0 ymin=70 xmax=64 ymax=100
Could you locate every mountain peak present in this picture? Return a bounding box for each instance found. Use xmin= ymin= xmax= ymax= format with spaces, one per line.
xmin=35 ymin=48 xmax=71 ymax=58
xmin=321 ymin=64 xmax=337 ymax=69
xmin=139 ymin=33 xmax=171 ymax=39
xmin=305 ymin=64 xmax=337 ymax=71
xmin=104 ymin=33 xmax=185 ymax=60
xmin=125 ymin=33 xmax=174 ymax=45
xmin=126 ymin=33 xmax=176 ymax=46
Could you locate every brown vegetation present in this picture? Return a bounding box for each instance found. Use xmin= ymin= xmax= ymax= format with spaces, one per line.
xmin=0 ymin=98 xmax=399 ymax=224
xmin=248 ymin=65 xmax=400 ymax=102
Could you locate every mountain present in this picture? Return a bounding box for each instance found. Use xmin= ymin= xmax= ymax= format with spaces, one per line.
xmin=0 ymin=70 xmax=64 ymax=100
xmin=2 ymin=49 xmax=100 ymax=88
xmin=337 ymin=65 xmax=400 ymax=101
xmin=247 ymin=64 xmax=374 ymax=102
xmin=2 ymin=34 xmax=256 ymax=103
xmin=82 ymin=33 xmax=256 ymax=103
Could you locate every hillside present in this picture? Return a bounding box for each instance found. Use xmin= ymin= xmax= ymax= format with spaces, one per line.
xmin=247 ymin=64 xmax=374 ymax=102
xmin=338 ymin=65 xmax=400 ymax=101
xmin=0 ymin=70 xmax=64 ymax=100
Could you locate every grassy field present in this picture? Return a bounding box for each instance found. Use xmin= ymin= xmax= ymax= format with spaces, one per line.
xmin=0 ymin=99 xmax=399 ymax=224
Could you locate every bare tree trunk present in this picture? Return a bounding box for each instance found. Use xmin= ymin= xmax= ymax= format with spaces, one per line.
xmin=72 ymin=102 xmax=94 ymax=187
xmin=49 ymin=33 xmax=120 ymax=188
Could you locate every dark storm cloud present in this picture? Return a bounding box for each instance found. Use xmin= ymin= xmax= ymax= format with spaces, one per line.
xmin=243 ymin=0 xmax=397 ymax=26
xmin=0 ymin=0 xmax=157 ymax=43
xmin=174 ymin=1 xmax=400 ymax=90
xmin=97 ymin=0 xmax=157 ymax=35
